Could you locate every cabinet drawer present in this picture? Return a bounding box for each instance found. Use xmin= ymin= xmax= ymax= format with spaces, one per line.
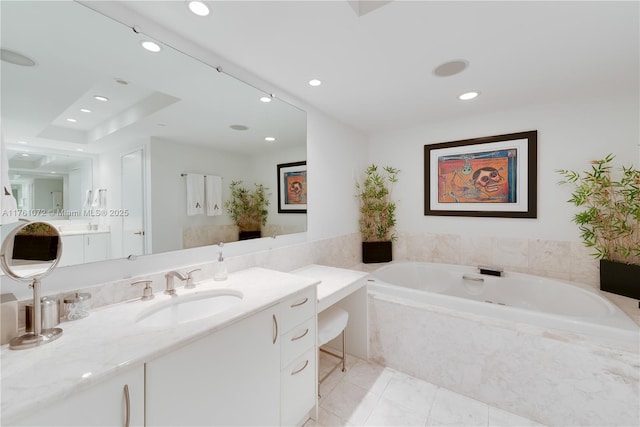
xmin=281 ymin=347 xmax=316 ymax=427
xmin=281 ymin=316 xmax=315 ymax=369
xmin=278 ymin=288 xmax=315 ymax=334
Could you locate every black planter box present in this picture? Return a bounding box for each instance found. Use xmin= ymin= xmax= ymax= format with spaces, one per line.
xmin=600 ymin=259 xmax=640 ymax=300
xmin=239 ymin=230 xmax=261 ymax=241
xmin=362 ymin=241 xmax=392 ymax=264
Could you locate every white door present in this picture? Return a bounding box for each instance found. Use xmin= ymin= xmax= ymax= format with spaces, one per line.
xmin=121 ymin=149 xmax=145 ymax=257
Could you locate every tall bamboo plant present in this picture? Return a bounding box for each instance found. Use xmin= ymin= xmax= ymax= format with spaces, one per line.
xmin=356 ymin=164 xmax=400 ymax=242
xmin=225 ymin=181 xmax=270 ymax=232
xmin=557 ymin=154 xmax=640 ymax=265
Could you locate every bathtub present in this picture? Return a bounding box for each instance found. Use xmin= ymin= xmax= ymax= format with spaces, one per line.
xmin=367 ymin=261 xmax=638 ymax=344
xmin=366 ymin=262 xmax=639 ymax=426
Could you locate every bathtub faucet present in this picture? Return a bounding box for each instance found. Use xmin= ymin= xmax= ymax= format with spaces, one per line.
xmin=478 ymin=265 xmax=504 ymax=277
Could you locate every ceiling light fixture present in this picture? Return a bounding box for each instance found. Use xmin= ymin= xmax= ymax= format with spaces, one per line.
xmin=309 ymin=79 xmax=322 ymax=87
xmin=66 ymin=118 xmax=77 ymax=123
xmin=260 ymin=96 xmax=272 ymax=103
xmin=230 ymin=124 xmax=249 ymax=131
xmin=458 ymin=91 xmax=480 ymax=101
xmin=80 ymin=108 xmax=91 ymax=113
xmin=1 ymin=48 xmax=36 ymax=67
xmin=187 ymin=1 xmax=210 ymax=16
xmin=265 ymin=137 xmax=276 ymax=142
xmin=21 ymin=153 xmax=29 ymax=157
xmin=94 ymin=95 xmax=109 ymax=102
xmin=434 ymin=60 xmax=469 ymax=77
xmin=141 ymin=40 xmax=161 ymax=53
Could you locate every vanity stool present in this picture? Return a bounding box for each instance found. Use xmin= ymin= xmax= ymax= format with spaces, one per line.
xmin=317 ymin=305 xmax=348 ymax=396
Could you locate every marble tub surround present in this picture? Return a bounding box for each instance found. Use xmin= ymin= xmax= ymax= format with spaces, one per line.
xmin=1 ymin=267 xmax=319 ymax=425
xmin=368 ymin=294 xmax=639 ymax=427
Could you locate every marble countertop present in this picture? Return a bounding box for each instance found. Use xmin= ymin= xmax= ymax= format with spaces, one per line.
xmin=293 ymin=264 xmax=368 ymax=312
xmin=58 ymin=229 xmax=110 ymax=236
xmin=0 ymin=267 xmax=319 ymax=424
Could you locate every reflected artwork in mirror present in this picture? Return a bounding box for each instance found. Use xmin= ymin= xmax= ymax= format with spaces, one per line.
xmin=0 ymin=1 xmax=307 ymax=268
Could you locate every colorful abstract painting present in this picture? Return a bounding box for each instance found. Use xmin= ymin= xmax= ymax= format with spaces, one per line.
xmin=437 ymin=149 xmax=517 ymax=204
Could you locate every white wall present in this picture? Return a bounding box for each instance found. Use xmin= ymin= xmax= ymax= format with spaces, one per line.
xmin=368 ymin=93 xmax=639 ymax=243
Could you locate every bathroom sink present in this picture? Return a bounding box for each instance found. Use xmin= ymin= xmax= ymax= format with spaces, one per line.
xmin=135 ymin=289 xmax=243 ymax=327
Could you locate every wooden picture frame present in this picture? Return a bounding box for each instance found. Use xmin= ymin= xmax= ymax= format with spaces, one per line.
xmin=424 ymin=130 xmax=537 ymax=218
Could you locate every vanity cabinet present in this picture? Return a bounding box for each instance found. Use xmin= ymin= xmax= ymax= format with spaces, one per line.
xmin=11 ymin=364 xmax=144 ymax=426
xmin=145 ymin=287 xmax=317 ymax=427
xmin=59 ymin=233 xmax=109 ymax=266
xmin=278 ymin=288 xmax=317 ymax=426
xmin=145 ymin=306 xmax=281 ymax=426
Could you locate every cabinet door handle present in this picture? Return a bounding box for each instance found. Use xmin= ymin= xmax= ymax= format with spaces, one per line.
xmin=291 ymin=328 xmax=309 ymax=341
xmin=272 ymin=314 xmax=278 ymax=344
xmin=291 ymin=359 xmax=309 ymax=376
xmin=123 ymin=384 xmax=130 ymax=427
xmin=290 ymin=297 xmax=308 ymax=308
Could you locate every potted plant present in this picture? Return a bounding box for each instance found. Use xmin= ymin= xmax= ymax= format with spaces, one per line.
xmin=557 ymin=154 xmax=640 ymax=299
xmin=356 ymin=164 xmax=400 ymax=263
xmin=225 ymin=181 xmax=270 ymax=240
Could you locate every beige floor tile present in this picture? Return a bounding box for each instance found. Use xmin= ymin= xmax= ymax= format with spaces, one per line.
xmin=320 ymin=379 xmax=381 ymax=426
xmin=364 ymin=396 xmax=429 ymax=427
xmin=426 ymin=388 xmax=489 ymax=427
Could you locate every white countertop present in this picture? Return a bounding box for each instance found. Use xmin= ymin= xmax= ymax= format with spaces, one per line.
xmin=0 ymin=267 xmax=319 ymax=424
xmin=293 ymin=264 xmax=368 ymax=312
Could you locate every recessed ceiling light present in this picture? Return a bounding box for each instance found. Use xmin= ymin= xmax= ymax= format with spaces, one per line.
xmin=309 ymin=79 xmax=322 ymax=87
xmin=115 ymin=78 xmax=129 ymax=85
xmin=265 ymin=137 xmax=276 ymax=142
xmin=80 ymin=108 xmax=91 ymax=113
xmin=0 ymin=48 xmax=36 ymax=67
xmin=230 ymin=124 xmax=249 ymax=131
xmin=94 ymin=95 xmax=109 ymax=102
xmin=434 ymin=60 xmax=469 ymax=77
xmin=66 ymin=118 xmax=77 ymax=123
xmin=260 ymin=96 xmax=272 ymax=103
xmin=187 ymin=1 xmax=210 ymax=16
xmin=459 ymin=91 xmax=480 ymax=101
xmin=141 ymin=40 xmax=161 ymax=53
xmin=21 ymin=153 xmax=29 ymax=157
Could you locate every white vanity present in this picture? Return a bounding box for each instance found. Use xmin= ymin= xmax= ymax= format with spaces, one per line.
xmin=1 ymin=268 xmax=319 ymax=427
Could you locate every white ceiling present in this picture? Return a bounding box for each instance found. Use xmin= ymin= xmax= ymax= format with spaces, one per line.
xmin=116 ymin=0 xmax=639 ymax=136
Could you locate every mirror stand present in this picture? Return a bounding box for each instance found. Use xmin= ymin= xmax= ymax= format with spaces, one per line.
xmin=9 ymin=278 xmax=63 ymax=350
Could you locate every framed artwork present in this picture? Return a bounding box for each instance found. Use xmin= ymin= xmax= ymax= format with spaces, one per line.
xmin=424 ymin=130 xmax=537 ymax=218
xmin=277 ymin=161 xmax=307 ymax=213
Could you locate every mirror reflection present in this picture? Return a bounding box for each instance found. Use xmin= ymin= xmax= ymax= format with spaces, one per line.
xmin=0 ymin=222 xmax=62 ymax=280
xmin=1 ymin=1 xmax=307 ymax=268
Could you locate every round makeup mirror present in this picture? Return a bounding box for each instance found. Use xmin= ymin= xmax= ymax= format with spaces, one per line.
xmin=0 ymin=221 xmax=63 ymax=349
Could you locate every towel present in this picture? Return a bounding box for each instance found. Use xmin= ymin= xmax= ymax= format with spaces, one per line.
xmin=186 ymin=174 xmax=205 ymax=216
xmin=205 ymin=175 xmax=222 ymax=216
xmin=84 ymin=189 xmax=93 ymax=207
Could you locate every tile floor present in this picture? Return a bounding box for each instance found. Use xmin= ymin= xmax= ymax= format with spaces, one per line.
xmin=305 ymin=352 xmax=544 ymax=427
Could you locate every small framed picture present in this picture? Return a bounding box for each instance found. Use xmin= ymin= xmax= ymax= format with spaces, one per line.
xmin=277 ymin=161 xmax=307 ymax=213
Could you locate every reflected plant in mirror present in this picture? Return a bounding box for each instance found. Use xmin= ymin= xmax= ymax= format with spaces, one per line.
xmin=0 ymin=1 xmax=307 ymax=269
xmin=225 ymin=181 xmax=270 ymax=240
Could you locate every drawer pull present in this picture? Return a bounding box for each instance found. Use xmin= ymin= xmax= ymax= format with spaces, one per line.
xmin=272 ymin=314 xmax=278 ymax=344
xmin=291 ymin=359 xmax=309 ymax=375
xmin=124 ymin=384 xmax=131 ymax=427
xmin=290 ymin=297 xmax=309 ymax=308
xmin=291 ymin=328 xmax=309 ymax=341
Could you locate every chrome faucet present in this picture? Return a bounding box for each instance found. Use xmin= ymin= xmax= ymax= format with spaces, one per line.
xmin=184 ymin=268 xmax=201 ymax=289
xmin=164 ymin=271 xmax=188 ymax=295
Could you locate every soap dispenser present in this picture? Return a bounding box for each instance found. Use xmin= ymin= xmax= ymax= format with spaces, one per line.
xmin=213 ymin=242 xmax=228 ymax=281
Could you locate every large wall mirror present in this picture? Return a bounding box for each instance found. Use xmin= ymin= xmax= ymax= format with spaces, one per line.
xmin=1 ymin=1 xmax=307 ymax=268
